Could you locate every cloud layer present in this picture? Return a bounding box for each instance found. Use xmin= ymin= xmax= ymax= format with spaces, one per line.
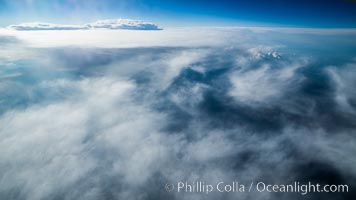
xmin=7 ymin=19 xmax=162 ymax=31
xmin=0 ymin=29 xmax=356 ymax=200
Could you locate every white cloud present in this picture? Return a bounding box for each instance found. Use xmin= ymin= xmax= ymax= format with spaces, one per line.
xmin=7 ymin=22 xmax=87 ymax=31
xmin=0 ymin=77 xmax=171 ymax=199
xmin=86 ymin=19 xmax=161 ymax=30
xmin=7 ymin=19 xmax=161 ymax=31
xmin=1 ymin=26 xmax=356 ymax=200
xmin=0 ymin=28 xmax=247 ymax=48
xmin=327 ymin=61 xmax=356 ymax=114
xmin=229 ymin=61 xmax=303 ymax=104
xmin=1 ymin=26 xmax=354 ymax=49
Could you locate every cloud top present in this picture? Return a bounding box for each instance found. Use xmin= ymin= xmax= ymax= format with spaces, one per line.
xmin=7 ymin=19 xmax=162 ymax=31
xmin=8 ymin=23 xmax=87 ymax=31
xmin=86 ymin=19 xmax=161 ymax=30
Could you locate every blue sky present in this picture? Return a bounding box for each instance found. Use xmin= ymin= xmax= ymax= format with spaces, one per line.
xmin=0 ymin=0 xmax=355 ymax=27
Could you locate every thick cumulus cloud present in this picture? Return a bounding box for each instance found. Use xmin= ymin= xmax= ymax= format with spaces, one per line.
xmin=7 ymin=19 xmax=161 ymax=31
xmin=0 ymin=29 xmax=356 ymax=200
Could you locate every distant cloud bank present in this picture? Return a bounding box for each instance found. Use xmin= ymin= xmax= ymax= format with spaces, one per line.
xmin=7 ymin=19 xmax=162 ymax=31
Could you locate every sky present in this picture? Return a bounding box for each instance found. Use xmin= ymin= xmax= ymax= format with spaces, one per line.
xmin=0 ymin=0 xmax=355 ymax=27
